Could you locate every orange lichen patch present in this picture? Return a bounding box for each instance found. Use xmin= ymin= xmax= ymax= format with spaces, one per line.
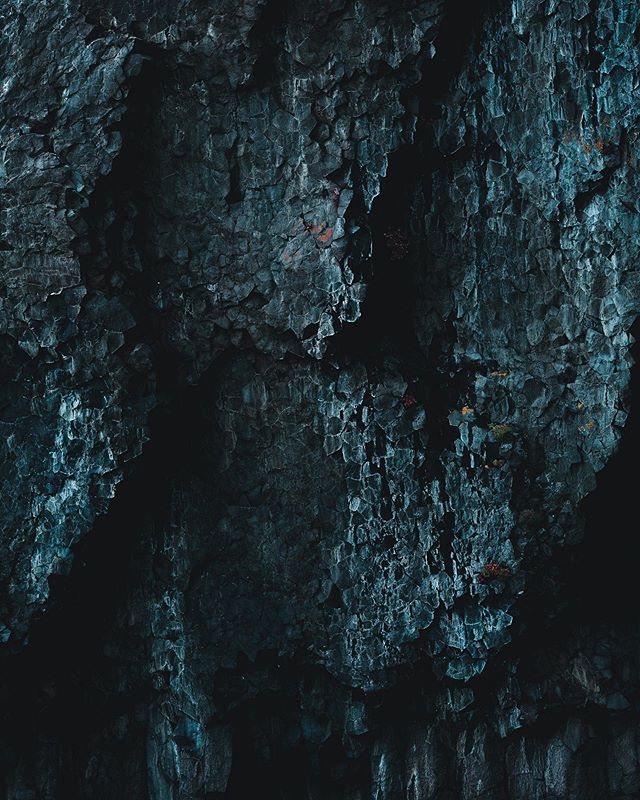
xmin=489 ymin=422 xmax=512 ymax=441
xmin=461 ymin=405 xmax=475 ymax=416
xmin=317 ymin=227 xmax=333 ymax=243
xmin=564 ymin=119 xmax=623 ymax=157
xmin=479 ymin=562 xmax=512 ymax=583
xmin=586 ymin=420 xmax=596 ymax=430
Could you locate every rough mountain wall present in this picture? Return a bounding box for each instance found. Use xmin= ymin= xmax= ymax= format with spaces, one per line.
xmin=1 ymin=0 xmax=640 ymax=798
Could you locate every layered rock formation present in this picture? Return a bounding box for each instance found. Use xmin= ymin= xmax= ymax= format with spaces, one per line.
xmin=1 ymin=0 xmax=640 ymax=797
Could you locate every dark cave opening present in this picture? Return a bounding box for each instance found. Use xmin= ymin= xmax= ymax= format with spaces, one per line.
xmin=326 ymin=0 xmax=503 ymax=559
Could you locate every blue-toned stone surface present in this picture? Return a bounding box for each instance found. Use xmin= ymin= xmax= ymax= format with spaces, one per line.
xmin=2 ymin=0 xmax=640 ymax=798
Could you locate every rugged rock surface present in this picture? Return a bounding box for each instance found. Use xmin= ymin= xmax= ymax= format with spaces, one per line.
xmin=1 ymin=0 xmax=640 ymax=797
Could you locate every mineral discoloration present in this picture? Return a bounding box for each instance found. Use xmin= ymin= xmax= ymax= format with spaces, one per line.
xmin=2 ymin=0 xmax=640 ymax=797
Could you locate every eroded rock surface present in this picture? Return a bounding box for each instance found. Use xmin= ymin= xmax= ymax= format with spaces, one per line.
xmin=1 ymin=0 xmax=640 ymax=798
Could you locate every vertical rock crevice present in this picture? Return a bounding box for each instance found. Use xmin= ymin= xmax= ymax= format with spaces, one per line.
xmin=0 ymin=361 xmax=225 ymax=798
xmin=569 ymin=316 xmax=640 ymax=621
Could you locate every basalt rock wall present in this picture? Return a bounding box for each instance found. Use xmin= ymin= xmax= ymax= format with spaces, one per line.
xmin=1 ymin=1 xmax=640 ymax=798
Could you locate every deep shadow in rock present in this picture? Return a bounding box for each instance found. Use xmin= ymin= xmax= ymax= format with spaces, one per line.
xmin=569 ymin=315 xmax=640 ymax=621
xmin=328 ymin=0 xmax=499 ymax=388
xmin=0 ymin=354 xmax=225 ymax=796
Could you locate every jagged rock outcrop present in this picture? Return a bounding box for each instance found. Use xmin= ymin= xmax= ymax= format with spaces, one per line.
xmin=1 ymin=0 xmax=640 ymax=798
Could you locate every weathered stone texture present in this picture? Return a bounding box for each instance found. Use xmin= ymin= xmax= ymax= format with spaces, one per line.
xmin=2 ymin=0 xmax=640 ymax=798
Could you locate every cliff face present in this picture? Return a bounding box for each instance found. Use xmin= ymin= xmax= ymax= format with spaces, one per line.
xmin=1 ymin=1 xmax=640 ymax=798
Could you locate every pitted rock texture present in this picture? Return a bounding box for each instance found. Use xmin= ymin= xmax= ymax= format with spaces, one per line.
xmin=2 ymin=0 xmax=640 ymax=798
xmin=0 ymin=0 xmax=442 ymax=644
xmin=417 ymin=0 xmax=640 ymax=680
xmin=0 ymin=4 xmax=154 ymax=644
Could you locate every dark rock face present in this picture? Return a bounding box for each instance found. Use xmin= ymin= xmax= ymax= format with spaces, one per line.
xmin=1 ymin=1 xmax=640 ymax=797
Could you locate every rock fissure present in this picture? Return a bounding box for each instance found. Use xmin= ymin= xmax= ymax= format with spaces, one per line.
xmin=3 ymin=0 xmax=640 ymax=797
